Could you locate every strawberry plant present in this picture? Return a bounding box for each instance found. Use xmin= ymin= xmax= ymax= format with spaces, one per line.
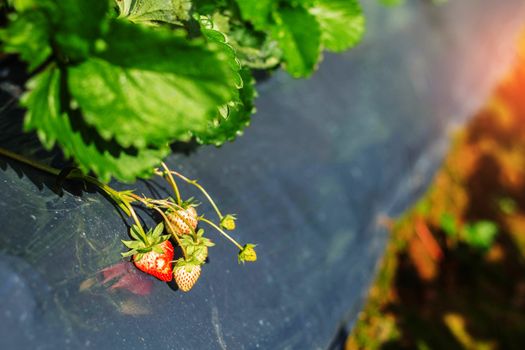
xmin=0 ymin=0 xmax=365 ymax=291
xmin=0 ymin=0 xmax=364 ymax=182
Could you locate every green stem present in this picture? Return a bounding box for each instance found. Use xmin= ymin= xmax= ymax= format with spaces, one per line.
xmin=0 ymin=146 xmax=61 ymax=176
xmin=125 ymin=202 xmax=147 ymax=236
xmin=169 ymin=170 xmax=224 ymax=220
xmin=160 ymin=162 xmax=182 ymax=206
xmin=200 ymin=217 xmax=243 ymax=250
xmin=0 ymin=147 xmax=144 ymax=233
xmin=128 ymin=193 xmax=153 ymax=208
xmin=0 ymin=147 xmax=119 ymax=197
xmin=83 ymin=176 xmax=118 ymax=197
xmin=153 ymin=206 xmax=187 ymax=259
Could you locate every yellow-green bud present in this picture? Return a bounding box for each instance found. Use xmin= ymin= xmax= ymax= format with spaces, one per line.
xmin=238 ymin=244 xmax=257 ymax=263
xmin=221 ymin=214 xmax=237 ymax=231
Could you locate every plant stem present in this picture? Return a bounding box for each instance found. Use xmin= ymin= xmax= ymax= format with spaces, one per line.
xmin=153 ymin=206 xmax=187 ymax=259
xmin=160 ymin=162 xmax=182 ymax=206
xmin=169 ymin=170 xmax=224 ymax=220
xmin=125 ymin=202 xmax=147 ymax=236
xmin=0 ymin=147 xmax=145 ymax=233
xmin=127 ymin=193 xmax=153 ymax=208
xmin=0 ymin=147 xmax=117 ymax=196
xmin=0 ymin=146 xmax=61 ymax=176
xmin=199 ymin=217 xmax=243 ymax=250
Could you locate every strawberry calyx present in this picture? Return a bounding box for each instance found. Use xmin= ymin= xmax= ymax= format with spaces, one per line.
xmin=169 ymin=197 xmax=199 ymax=210
xmin=174 ymin=256 xmax=202 ymax=269
xmin=173 ymin=257 xmax=202 ymax=292
xmin=121 ymin=222 xmax=170 ymax=260
xmin=180 ymin=228 xmax=215 ymax=263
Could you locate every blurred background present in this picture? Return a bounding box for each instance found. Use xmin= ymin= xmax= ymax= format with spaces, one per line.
xmin=346 ymin=24 xmax=525 ymax=350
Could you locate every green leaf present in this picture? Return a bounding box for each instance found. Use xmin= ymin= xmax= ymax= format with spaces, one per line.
xmin=309 ymin=0 xmax=365 ymax=52
xmin=152 ymin=222 xmax=165 ymax=237
xmin=235 ymin=0 xmax=276 ymax=29
xmin=133 ymin=252 xmax=144 ymax=260
xmin=200 ymin=20 xmax=243 ymax=88
xmin=135 ymin=247 xmax=152 ymax=253
xmin=230 ymin=30 xmax=282 ymax=70
xmin=117 ymin=0 xmax=192 ymax=24
xmin=194 ymin=69 xmax=256 ymax=145
xmin=152 ymin=245 xmax=164 ymax=254
xmin=121 ymin=240 xmax=143 ymax=249
xmin=213 ymin=11 xmax=282 ymax=70
xmin=0 ymin=10 xmax=52 ymax=71
xmin=463 ymin=221 xmax=498 ymax=250
xmin=51 ymin=0 xmax=110 ymax=60
xmin=68 ymin=19 xmax=238 ymax=148
xmin=130 ymin=225 xmax=147 ymax=244
xmin=121 ymin=250 xmax=137 ymax=258
xmin=271 ymin=6 xmax=321 ymax=77
xmin=2 ymin=0 xmax=109 ymax=62
xmin=21 ymin=66 xmax=170 ymax=182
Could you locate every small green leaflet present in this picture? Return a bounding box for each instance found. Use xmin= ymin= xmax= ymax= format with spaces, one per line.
xmin=68 ymin=19 xmax=239 ymax=149
xmin=22 ymin=66 xmax=170 ymax=182
xmin=117 ymin=0 xmax=192 ymax=24
xmin=309 ymin=0 xmax=365 ymax=52
xmin=271 ymin=6 xmax=321 ymax=78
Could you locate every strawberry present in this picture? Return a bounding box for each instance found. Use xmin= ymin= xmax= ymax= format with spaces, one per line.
xmin=165 ymin=205 xmax=198 ymax=236
xmin=238 ymin=243 xmax=257 ymax=263
xmin=121 ymin=223 xmax=174 ymax=282
xmin=173 ymin=258 xmax=201 ymax=292
xmin=133 ymin=240 xmax=174 ymax=282
xmin=180 ymin=229 xmax=215 ymax=264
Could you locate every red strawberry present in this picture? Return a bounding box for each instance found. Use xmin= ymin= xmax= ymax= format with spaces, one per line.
xmin=173 ymin=258 xmax=201 ymax=292
xmin=121 ymin=223 xmax=174 ymax=282
xmin=133 ymin=240 xmax=174 ymax=282
xmin=166 ymin=206 xmax=198 ymax=236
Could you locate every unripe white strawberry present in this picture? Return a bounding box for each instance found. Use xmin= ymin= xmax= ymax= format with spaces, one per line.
xmin=173 ymin=259 xmax=201 ymax=292
xmin=165 ymin=206 xmax=198 ymax=236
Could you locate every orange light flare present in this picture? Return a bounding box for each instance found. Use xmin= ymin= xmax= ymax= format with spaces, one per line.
xmin=464 ymin=32 xmax=525 ymax=193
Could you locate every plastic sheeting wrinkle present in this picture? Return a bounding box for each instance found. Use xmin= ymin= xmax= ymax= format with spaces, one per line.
xmin=211 ymin=306 xmax=227 ymax=350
